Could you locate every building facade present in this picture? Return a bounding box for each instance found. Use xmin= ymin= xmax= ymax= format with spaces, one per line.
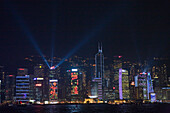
xmin=93 ymin=43 xmax=104 ymax=100
xmin=15 ymin=68 xmax=30 ymax=103
xmin=5 ymin=75 xmax=15 ymax=102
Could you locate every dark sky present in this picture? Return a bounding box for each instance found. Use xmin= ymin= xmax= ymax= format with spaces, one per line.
xmin=0 ymin=0 xmax=170 ymax=71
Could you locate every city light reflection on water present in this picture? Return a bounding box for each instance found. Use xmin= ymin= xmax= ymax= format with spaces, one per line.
xmin=0 ymin=104 xmax=169 ymax=113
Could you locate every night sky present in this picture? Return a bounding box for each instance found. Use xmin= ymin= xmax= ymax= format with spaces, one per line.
xmin=0 ymin=0 xmax=170 ymax=71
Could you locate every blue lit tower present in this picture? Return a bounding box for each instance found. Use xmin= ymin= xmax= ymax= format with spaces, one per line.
xmin=94 ymin=43 xmax=104 ymax=100
xmin=15 ymin=68 xmax=30 ymax=103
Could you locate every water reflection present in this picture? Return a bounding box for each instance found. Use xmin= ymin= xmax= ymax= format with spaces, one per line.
xmin=0 ymin=104 xmax=169 ymax=113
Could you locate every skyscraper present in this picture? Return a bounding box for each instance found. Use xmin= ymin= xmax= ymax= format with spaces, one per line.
xmin=113 ymin=56 xmax=122 ymax=99
xmin=119 ymin=69 xmax=130 ymax=100
xmin=66 ymin=68 xmax=86 ymax=102
xmin=33 ymin=64 xmax=46 ymax=103
xmin=0 ymin=66 xmax=5 ymax=103
xmin=15 ymin=68 xmax=30 ymax=103
xmin=92 ymin=43 xmax=104 ymax=100
xmin=5 ymin=75 xmax=15 ymax=103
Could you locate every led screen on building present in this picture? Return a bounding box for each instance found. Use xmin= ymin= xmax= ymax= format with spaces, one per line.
xmin=49 ymin=80 xmax=58 ymax=100
xmin=150 ymin=93 xmax=156 ymax=102
xmin=71 ymin=72 xmax=78 ymax=95
xmin=138 ymin=73 xmax=147 ymax=87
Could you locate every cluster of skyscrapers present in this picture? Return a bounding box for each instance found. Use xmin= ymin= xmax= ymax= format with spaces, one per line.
xmin=0 ymin=44 xmax=170 ymax=104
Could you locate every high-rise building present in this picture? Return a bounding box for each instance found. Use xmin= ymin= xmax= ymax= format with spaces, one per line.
xmin=152 ymin=58 xmax=169 ymax=100
xmin=119 ymin=69 xmax=130 ymax=100
xmin=66 ymin=68 xmax=86 ymax=102
xmin=48 ymin=66 xmax=60 ymax=102
xmin=33 ymin=77 xmax=44 ymax=103
xmin=95 ymin=43 xmax=104 ymax=78
xmin=0 ymin=79 xmax=1 ymax=103
xmin=113 ymin=56 xmax=122 ymax=99
xmin=0 ymin=66 xmax=5 ymax=103
xmin=33 ymin=64 xmax=46 ymax=103
xmin=5 ymin=75 xmax=15 ymax=102
xmin=135 ymin=72 xmax=153 ymax=100
xmin=49 ymin=79 xmax=58 ymax=103
xmin=15 ymin=68 xmax=30 ymax=103
xmin=93 ymin=43 xmax=104 ymax=100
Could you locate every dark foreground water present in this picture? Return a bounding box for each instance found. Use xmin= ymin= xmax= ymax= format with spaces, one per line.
xmin=0 ymin=104 xmax=170 ymax=113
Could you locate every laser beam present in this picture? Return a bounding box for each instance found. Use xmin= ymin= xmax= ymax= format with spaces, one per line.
xmin=5 ymin=1 xmax=50 ymax=69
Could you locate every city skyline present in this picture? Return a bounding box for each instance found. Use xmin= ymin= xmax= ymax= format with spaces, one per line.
xmin=0 ymin=40 xmax=170 ymax=105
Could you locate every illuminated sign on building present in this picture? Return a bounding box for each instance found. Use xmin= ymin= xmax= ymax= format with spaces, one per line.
xmin=138 ymin=73 xmax=147 ymax=87
xmin=9 ymin=75 xmax=13 ymax=77
xmin=18 ymin=68 xmax=25 ymax=70
xmin=150 ymin=93 xmax=156 ymax=102
xmin=135 ymin=76 xmax=138 ymax=87
xmin=131 ymin=81 xmax=135 ymax=86
xmin=35 ymin=84 xmax=42 ymax=87
xmin=33 ymin=78 xmax=44 ymax=80
xmin=49 ymin=79 xmax=58 ymax=101
xmin=71 ymin=72 xmax=78 ymax=95
xmin=49 ymin=80 xmax=58 ymax=82
xmin=72 ymin=69 xmax=78 ymax=72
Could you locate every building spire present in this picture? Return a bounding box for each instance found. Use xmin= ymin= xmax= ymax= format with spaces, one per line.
xmin=101 ymin=42 xmax=102 ymax=53
xmin=98 ymin=42 xmax=102 ymax=53
xmin=98 ymin=42 xmax=100 ymax=52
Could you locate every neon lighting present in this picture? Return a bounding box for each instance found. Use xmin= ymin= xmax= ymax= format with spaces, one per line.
xmin=131 ymin=81 xmax=135 ymax=85
xmin=35 ymin=84 xmax=42 ymax=86
xmin=113 ymin=87 xmax=115 ymax=89
xmin=67 ymin=70 xmax=71 ymax=72
xmin=16 ymin=93 xmax=29 ymax=95
xmin=72 ymin=69 xmax=78 ymax=72
xmin=150 ymin=93 xmax=156 ymax=102
xmin=39 ymin=66 xmax=42 ymax=68
xmin=16 ymin=80 xmax=29 ymax=82
xmin=89 ymin=96 xmax=98 ymax=98
xmin=16 ymin=90 xmax=29 ymax=92
xmin=16 ymin=86 xmax=30 ymax=88
xmin=16 ymin=100 xmax=29 ymax=102
xmin=33 ymin=78 xmax=44 ymax=80
xmin=119 ymin=68 xmax=123 ymax=100
xmin=154 ymin=76 xmax=158 ymax=78
xmin=50 ymin=66 xmax=55 ymax=70
xmin=122 ymin=69 xmax=126 ymax=72
xmin=49 ymin=80 xmax=58 ymax=82
xmin=118 ymin=56 xmax=122 ymax=58
xmin=162 ymin=87 xmax=170 ymax=89
xmin=15 ymin=96 xmax=30 ymax=98
xmin=147 ymin=75 xmax=150 ymax=99
xmin=18 ymin=68 xmax=25 ymax=70
xmin=17 ymin=76 xmax=29 ymax=78
xmin=49 ymin=81 xmax=58 ymax=100
xmin=71 ymin=72 xmax=79 ymax=95
xmin=140 ymin=72 xmax=147 ymax=75
xmin=71 ymin=75 xmax=78 ymax=80
xmin=9 ymin=75 xmax=13 ymax=77
xmin=74 ymin=86 xmax=78 ymax=94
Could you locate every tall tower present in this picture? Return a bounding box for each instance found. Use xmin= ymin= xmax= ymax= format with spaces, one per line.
xmin=95 ymin=43 xmax=104 ymax=78
xmin=93 ymin=43 xmax=104 ymax=100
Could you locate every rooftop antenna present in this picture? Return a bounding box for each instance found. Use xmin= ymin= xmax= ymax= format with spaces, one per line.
xmin=98 ymin=42 xmax=100 ymax=52
xmin=101 ymin=42 xmax=102 ymax=53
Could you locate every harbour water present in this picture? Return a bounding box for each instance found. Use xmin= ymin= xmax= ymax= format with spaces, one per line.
xmin=0 ymin=103 xmax=169 ymax=113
